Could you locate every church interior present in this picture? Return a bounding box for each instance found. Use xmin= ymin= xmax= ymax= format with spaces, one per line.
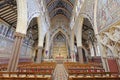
xmin=0 ymin=0 xmax=120 ymax=80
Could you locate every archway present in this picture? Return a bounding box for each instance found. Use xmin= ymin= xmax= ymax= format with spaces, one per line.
xmin=51 ymin=31 xmax=68 ymax=60
xmin=51 ymin=28 xmax=69 ymax=42
xmin=74 ymin=35 xmax=78 ymax=61
xmin=25 ymin=17 xmax=39 ymax=62
xmin=81 ymin=18 xmax=97 ymax=63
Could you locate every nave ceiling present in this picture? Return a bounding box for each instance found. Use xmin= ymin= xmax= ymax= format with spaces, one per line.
xmin=45 ymin=0 xmax=75 ymax=20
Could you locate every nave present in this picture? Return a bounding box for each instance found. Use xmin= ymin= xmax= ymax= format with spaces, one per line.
xmin=0 ymin=0 xmax=120 ymax=80
xmin=0 ymin=62 xmax=120 ymax=80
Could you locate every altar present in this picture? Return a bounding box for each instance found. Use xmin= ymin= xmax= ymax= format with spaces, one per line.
xmin=55 ymin=55 xmax=65 ymax=64
xmin=55 ymin=56 xmax=64 ymax=59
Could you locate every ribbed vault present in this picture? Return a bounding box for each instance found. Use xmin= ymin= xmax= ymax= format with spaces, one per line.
xmin=45 ymin=0 xmax=75 ymax=19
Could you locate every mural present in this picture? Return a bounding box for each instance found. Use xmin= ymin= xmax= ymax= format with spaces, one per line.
xmin=97 ymin=0 xmax=120 ymax=32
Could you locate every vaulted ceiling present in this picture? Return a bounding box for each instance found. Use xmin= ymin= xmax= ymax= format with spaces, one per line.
xmin=0 ymin=0 xmax=75 ymax=27
xmin=45 ymin=0 xmax=75 ymax=19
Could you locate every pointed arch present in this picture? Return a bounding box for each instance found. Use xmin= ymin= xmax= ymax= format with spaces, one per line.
xmin=53 ymin=31 xmax=66 ymax=41
xmin=51 ymin=28 xmax=69 ymax=42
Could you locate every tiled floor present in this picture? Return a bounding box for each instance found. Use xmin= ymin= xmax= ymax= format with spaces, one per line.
xmin=53 ymin=64 xmax=68 ymax=80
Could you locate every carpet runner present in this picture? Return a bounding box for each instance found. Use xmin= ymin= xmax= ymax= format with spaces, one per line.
xmin=53 ymin=64 xmax=68 ymax=80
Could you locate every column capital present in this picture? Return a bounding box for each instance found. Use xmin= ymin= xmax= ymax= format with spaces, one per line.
xmin=14 ymin=32 xmax=25 ymax=38
xmin=37 ymin=46 xmax=43 ymax=49
xmin=77 ymin=46 xmax=82 ymax=48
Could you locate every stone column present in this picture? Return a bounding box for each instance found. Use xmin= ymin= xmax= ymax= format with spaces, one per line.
xmin=115 ymin=57 xmax=120 ymax=72
xmin=36 ymin=47 xmax=43 ymax=63
xmin=103 ymin=57 xmax=109 ymax=72
xmin=44 ymin=32 xmax=50 ymax=59
xmin=77 ymin=47 xmax=84 ymax=63
xmin=7 ymin=32 xmax=25 ymax=72
xmin=70 ymin=30 xmax=76 ymax=62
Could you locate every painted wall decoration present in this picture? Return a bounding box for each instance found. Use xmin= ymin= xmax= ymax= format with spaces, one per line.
xmin=0 ymin=22 xmax=33 ymax=58
xmin=81 ymin=0 xmax=94 ymax=26
xmin=27 ymin=0 xmax=40 ymax=25
xmin=97 ymin=0 xmax=120 ymax=32
xmin=70 ymin=0 xmax=84 ymax=29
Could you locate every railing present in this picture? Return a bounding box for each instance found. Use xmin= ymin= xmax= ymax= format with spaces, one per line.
xmin=43 ymin=59 xmax=72 ymax=63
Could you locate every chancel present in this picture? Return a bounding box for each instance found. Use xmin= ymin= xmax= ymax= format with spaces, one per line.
xmin=0 ymin=0 xmax=120 ymax=80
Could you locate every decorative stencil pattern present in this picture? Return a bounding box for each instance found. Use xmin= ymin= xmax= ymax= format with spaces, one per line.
xmin=97 ymin=0 xmax=120 ymax=32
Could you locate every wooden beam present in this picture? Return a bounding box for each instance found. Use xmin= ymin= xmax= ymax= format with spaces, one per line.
xmin=7 ymin=18 xmax=16 ymax=24
xmin=3 ymin=13 xmax=17 ymax=19
xmin=1 ymin=11 xmax=16 ymax=17
xmin=0 ymin=9 xmax=13 ymax=15
xmin=0 ymin=17 xmax=11 ymax=25
xmin=0 ymin=18 xmax=10 ymax=26
xmin=0 ymin=1 xmax=8 ymax=8
xmin=0 ymin=6 xmax=10 ymax=12
xmin=5 ymin=17 xmax=16 ymax=21
xmin=7 ymin=17 xmax=16 ymax=22
xmin=0 ymin=4 xmax=8 ymax=9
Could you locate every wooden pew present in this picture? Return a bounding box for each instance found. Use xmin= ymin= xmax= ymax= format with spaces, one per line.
xmin=0 ymin=62 xmax=56 ymax=80
xmin=68 ymin=72 xmax=120 ymax=80
xmin=0 ymin=77 xmax=49 ymax=80
xmin=64 ymin=62 xmax=120 ymax=80
xmin=64 ymin=62 xmax=105 ymax=74
xmin=0 ymin=62 xmax=33 ymax=71
xmin=72 ymin=77 xmax=120 ymax=80
xmin=0 ymin=72 xmax=52 ymax=80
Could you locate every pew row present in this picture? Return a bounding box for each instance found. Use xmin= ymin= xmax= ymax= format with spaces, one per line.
xmin=64 ymin=62 xmax=120 ymax=80
xmin=72 ymin=77 xmax=120 ymax=80
xmin=0 ymin=72 xmax=52 ymax=80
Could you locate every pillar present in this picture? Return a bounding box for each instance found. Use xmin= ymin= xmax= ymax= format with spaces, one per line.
xmin=115 ymin=57 xmax=120 ymax=72
xmin=36 ymin=46 xmax=43 ymax=63
xmin=7 ymin=32 xmax=25 ymax=72
xmin=93 ymin=0 xmax=108 ymax=72
xmin=75 ymin=16 xmax=84 ymax=63
xmin=70 ymin=30 xmax=76 ymax=62
xmin=7 ymin=0 xmax=27 ymax=72
xmin=97 ymin=38 xmax=109 ymax=72
xmin=77 ymin=47 xmax=84 ymax=63
xmin=44 ymin=32 xmax=50 ymax=59
xmin=103 ymin=57 xmax=109 ymax=71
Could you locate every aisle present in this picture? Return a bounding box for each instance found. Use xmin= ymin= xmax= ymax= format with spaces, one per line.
xmin=53 ymin=64 xmax=68 ymax=80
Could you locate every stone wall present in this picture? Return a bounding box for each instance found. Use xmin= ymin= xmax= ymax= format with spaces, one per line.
xmin=0 ymin=35 xmax=33 ymax=62
xmin=0 ymin=20 xmax=33 ymax=59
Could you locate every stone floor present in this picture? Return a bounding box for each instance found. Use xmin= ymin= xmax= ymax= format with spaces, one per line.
xmin=53 ymin=64 xmax=68 ymax=80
